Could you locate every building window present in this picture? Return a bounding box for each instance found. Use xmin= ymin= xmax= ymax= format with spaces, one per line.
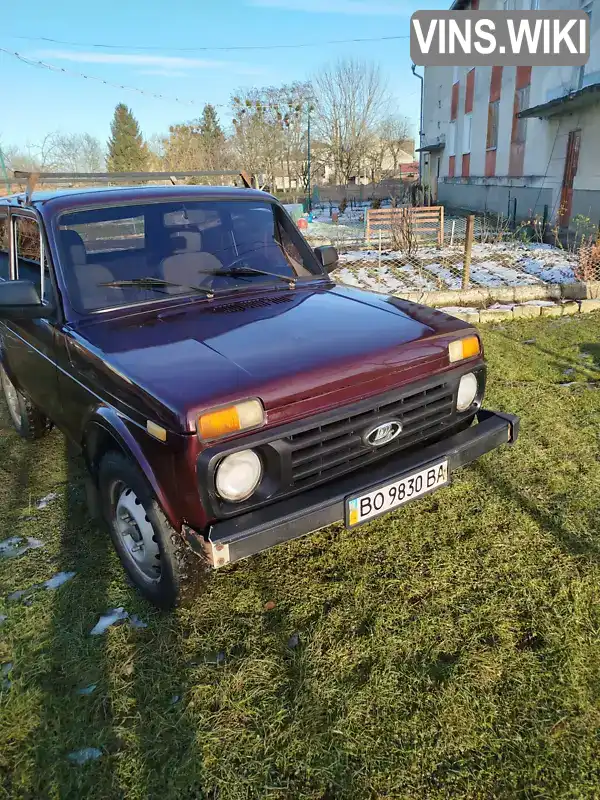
xmin=465 ymin=68 xmax=475 ymax=114
xmin=487 ymin=101 xmax=500 ymax=149
xmin=463 ymin=114 xmax=472 ymax=154
xmin=453 ymin=66 xmax=459 ymax=85
xmin=530 ymin=0 xmax=540 ymax=8
xmin=451 ymin=82 xmax=460 ymax=120
xmin=514 ymin=85 xmax=530 ymax=144
xmin=448 ymin=122 xmax=456 ymax=178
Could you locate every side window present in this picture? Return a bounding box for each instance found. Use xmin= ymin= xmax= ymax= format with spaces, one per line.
xmin=14 ymin=217 xmax=42 ymax=296
xmin=13 ymin=216 xmax=54 ymax=304
xmin=0 ymin=214 xmax=8 ymax=281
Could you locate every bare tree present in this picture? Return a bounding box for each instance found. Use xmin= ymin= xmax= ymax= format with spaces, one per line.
xmin=231 ymin=90 xmax=284 ymax=190
xmin=146 ymin=133 xmax=166 ymax=171
xmin=379 ymin=115 xmax=413 ymax=173
xmin=49 ymin=133 xmax=105 ymax=172
xmin=230 ymin=83 xmax=312 ymax=195
xmin=313 ymin=59 xmax=390 ymax=185
xmin=162 ymin=121 xmax=205 ymax=173
xmin=4 ymin=132 xmax=104 ymax=173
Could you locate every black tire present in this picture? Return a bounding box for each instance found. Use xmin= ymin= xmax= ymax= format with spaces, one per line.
xmin=98 ymin=451 xmax=182 ymax=609
xmin=0 ymin=364 xmax=53 ymax=440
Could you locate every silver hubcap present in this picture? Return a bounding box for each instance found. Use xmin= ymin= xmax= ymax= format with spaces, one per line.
xmin=1 ymin=368 xmax=22 ymax=429
xmin=113 ymin=485 xmax=161 ymax=583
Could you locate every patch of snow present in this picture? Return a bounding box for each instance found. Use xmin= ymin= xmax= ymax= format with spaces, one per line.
xmin=76 ymin=684 xmax=97 ymax=696
xmin=6 ymin=571 xmax=75 ymax=605
xmin=471 ymin=260 xmax=542 ymax=288
xmin=128 ymin=614 xmax=148 ymax=630
xmin=521 ymin=300 xmax=557 ymax=307
xmin=520 ymin=258 xmax=576 ymax=284
xmin=439 ymin=306 xmax=479 ymax=316
xmin=333 ymin=268 xmax=362 ymax=288
xmin=527 ymin=243 xmax=555 ymax=251
xmin=1 ymin=662 xmax=13 ymax=690
xmin=68 ymin=748 xmax=102 ymax=765
xmin=37 ymin=492 xmax=58 ymax=510
xmin=89 ymin=608 xmax=148 ymax=635
xmin=488 ymin=303 xmax=516 ymax=311
xmin=422 ymin=263 xmax=462 ymax=290
xmin=0 ymin=536 xmax=44 ymax=559
xmin=44 ymin=571 xmax=76 ymax=590
xmin=7 ymin=589 xmax=30 ymax=602
xmin=90 ymin=608 xmax=129 ymax=636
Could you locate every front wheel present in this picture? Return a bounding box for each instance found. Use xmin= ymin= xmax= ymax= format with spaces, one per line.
xmin=0 ymin=364 xmax=53 ymax=440
xmin=98 ymin=451 xmax=183 ymax=609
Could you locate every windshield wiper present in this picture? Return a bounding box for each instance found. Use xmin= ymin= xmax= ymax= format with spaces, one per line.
xmin=214 ymin=266 xmax=296 ymax=289
xmin=98 ymin=277 xmax=215 ymax=299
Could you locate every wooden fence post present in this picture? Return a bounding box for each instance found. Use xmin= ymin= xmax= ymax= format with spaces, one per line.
xmin=463 ymin=215 xmax=475 ymax=290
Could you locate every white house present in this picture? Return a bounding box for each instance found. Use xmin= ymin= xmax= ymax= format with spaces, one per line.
xmin=421 ymin=0 xmax=600 ymax=228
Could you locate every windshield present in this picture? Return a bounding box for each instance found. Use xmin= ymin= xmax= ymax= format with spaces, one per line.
xmin=55 ymin=199 xmax=323 ymax=312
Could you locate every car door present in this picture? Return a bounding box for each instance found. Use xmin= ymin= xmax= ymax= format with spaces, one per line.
xmin=0 ymin=209 xmax=61 ymax=421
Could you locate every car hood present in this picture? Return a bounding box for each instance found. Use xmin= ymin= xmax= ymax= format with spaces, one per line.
xmin=74 ymin=285 xmax=471 ymax=433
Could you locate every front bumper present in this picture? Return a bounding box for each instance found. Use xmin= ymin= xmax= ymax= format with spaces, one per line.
xmin=203 ymin=409 xmax=519 ymax=568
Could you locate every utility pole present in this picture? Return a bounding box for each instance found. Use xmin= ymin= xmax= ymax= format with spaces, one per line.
xmin=307 ymin=104 xmax=312 ymax=212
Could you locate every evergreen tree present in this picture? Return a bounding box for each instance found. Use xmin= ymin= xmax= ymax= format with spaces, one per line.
xmin=199 ymin=104 xmax=224 ymax=144
xmin=107 ymin=104 xmax=148 ymax=172
xmin=199 ymin=104 xmax=225 ymax=171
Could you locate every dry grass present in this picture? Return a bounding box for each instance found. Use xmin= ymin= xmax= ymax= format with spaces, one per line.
xmin=3 ymin=315 xmax=600 ymax=797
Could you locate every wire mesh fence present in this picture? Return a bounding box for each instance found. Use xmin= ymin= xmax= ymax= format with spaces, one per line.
xmin=304 ymin=204 xmax=582 ymax=293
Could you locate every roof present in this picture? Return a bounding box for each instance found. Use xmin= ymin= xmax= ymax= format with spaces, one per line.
xmin=519 ymin=82 xmax=600 ymax=119
xmin=0 ymin=184 xmax=272 ymax=213
xmin=416 ymin=142 xmax=445 ymax=153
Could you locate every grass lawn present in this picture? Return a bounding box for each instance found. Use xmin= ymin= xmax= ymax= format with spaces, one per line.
xmin=3 ymin=315 xmax=600 ymax=799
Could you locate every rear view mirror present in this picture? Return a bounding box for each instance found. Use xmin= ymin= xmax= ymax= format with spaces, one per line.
xmin=314 ymin=245 xmax=339 ymax=274
xmin=0 ymin=280 xmax=53 ymax=320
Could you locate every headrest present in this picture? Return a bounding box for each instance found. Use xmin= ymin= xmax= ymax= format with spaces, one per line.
xmin=61 ymin=229 xmax=87 ymax=266
xmin=170 ymin=229 xmax=202 ymax=253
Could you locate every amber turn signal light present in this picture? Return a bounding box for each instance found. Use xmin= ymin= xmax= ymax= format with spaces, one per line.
xmin=198 ymin=399 xmax=265 ymax=440
xmin=448 ymin=335 xmax=481 ymax=363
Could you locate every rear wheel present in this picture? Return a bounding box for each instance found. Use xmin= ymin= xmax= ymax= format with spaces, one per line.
xmin=0 ymin=364 xmax=53 ymax=440
xmin=98 ymin=451 xmax=182 ymax=609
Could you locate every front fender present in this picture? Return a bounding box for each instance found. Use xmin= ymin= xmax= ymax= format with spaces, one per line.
xmin=82 ymin=406 xmax=182 ymax=531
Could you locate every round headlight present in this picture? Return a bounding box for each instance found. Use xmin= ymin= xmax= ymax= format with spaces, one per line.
xmin=457 ymin=372 xmax=479 ymax=412
xmin=215 ymin=449 xmax=262 ymax=502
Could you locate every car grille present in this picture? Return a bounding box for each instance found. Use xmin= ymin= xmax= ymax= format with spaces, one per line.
xmin=284 ymin=379 xmax=455 ymax=491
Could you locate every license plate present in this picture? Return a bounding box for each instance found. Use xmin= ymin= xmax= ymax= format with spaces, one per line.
xmin=345 ymin=460 xmax=449 ymax=528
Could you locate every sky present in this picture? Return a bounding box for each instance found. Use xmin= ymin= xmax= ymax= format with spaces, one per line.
xmin=1 ymin=0 xmax=449 ymax=154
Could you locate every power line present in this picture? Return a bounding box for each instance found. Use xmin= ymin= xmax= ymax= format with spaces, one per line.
xmin=0 ymin=48 xmax=317 ymax=112
xmin=0 ymin=48 xmax=199 ymax=106
xmin=3 ymin=32 xmax=409 ymax=52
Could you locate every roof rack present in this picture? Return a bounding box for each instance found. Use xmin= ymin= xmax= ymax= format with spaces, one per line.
xmin=11 ymin=170 xmax=254 ymax=203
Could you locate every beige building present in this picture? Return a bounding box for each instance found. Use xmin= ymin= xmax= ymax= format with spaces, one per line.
xmin=421 ymin=0 xmax=600 ymax=228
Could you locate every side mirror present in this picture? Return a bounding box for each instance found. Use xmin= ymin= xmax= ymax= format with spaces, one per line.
xmin=0 ymin=280 xmax=53 ymax=320
xmin=314 ymin=245 xmax=339 ymax=274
